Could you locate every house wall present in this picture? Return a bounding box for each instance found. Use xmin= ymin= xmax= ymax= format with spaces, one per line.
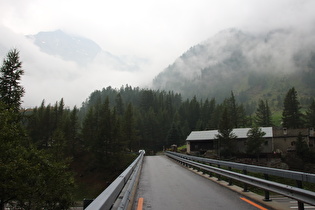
xmin=189 ymin=141 xmax=215 ymax=152
xmin=186 ymin=141 xmax=191 ymax=153
xmin=235 ymin=138 xmax=273 ymax=154
xmin=272 ymin=127 xmax=309 ymax=154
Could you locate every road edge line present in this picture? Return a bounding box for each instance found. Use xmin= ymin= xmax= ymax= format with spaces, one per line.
xmin=137 ymin=197 xmax=144 ymax=210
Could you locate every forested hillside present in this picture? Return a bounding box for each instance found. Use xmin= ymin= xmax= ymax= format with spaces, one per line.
xmin=153 ymin=28 xmax=315 ymax=111
xmin=2 ymin=49 xmax=315 ymax=208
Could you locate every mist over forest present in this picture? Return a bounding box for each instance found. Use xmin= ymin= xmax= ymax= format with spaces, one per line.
xmin=153 ymin=28 xmax=315 ymax=110
xmin=1 ymin=23 xmax=315 ymax=111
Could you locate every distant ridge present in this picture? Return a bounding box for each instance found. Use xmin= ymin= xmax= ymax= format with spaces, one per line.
xmin=27 ymin=30 xmax=142 ymax=72
xmin=152 ymin=28 xmax=315 ymax=109
xmin=27 ymin=30 xmax=102 ymax=65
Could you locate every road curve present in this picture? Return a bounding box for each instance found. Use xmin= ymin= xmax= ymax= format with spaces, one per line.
xmin=134 ymin=155 xmax=263 ymax=210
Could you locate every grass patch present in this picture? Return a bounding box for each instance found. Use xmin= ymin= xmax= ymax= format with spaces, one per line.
xmin=177 ymin=144 xmax=187 ymax=152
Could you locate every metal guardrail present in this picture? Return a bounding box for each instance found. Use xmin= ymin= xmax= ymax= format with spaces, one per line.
xmin=166 ymin=151 xmax=315 ymax=183
xmin=166 ymin=151 xmax=315 ymax=210
xmin=85 ymin=151 xmax=145 ymax=210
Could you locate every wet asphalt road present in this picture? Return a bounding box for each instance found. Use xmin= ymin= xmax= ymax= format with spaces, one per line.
xmin=134 ymin=155 xmax=260 ymax=210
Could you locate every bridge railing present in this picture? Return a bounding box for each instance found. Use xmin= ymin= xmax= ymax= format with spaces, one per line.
xmin=166 ymin=151 xmax=315 ymax=210
xmin=84 ymin=150 xmax=145 ymax=210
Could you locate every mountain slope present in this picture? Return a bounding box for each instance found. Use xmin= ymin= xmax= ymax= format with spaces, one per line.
xmin=27 ymin=30 xmax=102 ymax=65
xmin=27 ymin=30 xmax=142 ymax=71
xmin=153 ymin=28 xmax=315 ymax=108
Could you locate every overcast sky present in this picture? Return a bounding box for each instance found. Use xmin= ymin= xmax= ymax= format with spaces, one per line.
xmin=1 ymin=0 xmax=315 ymax=108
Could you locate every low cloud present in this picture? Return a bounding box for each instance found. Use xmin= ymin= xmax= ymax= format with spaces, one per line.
xmin=1 ymin=0 xmax=315 ymax=107
xmin=0 ymin=26 xmax=154 ymax=108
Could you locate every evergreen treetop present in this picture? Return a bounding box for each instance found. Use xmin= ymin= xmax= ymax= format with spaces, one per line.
xmin=282 ymin=87 xmax=303 ymax=128
xmin=0 ymin=49 xmax=24 ymax=112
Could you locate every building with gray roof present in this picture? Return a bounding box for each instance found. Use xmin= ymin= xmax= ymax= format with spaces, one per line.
xmin=185 ymin=127 xmax=313 ymax=156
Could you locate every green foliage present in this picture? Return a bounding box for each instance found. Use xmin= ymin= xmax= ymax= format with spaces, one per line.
xmin=165 ymin=122 xmax=183 ymax=146
xmin=255 ymin=100 xmax=272 ymax=126
xmin=222 ymin=92 xmax=248 ymax=128
xmin=122 ymin=103 xmax=137 ymax=152
xmin=216 ymin=107 xmax=237 ymax=158
xmin=0 ymin=49 xmax=24 ymax=112
xmin=0 ymin=50 xmax=75 ymax=209
xmin=82 ymin=97 xmax=112 ymax=168
xmin=246 ymin=127 xmax=266 ymax=158
xmin=0 ymin=101 xmax=75 ymax=209
xmin=282 ymin=87 xmax=304 ymax=128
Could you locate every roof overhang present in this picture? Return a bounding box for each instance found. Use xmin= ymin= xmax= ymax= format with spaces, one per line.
xmin=186 ymin=127 xmax=273 ymax=141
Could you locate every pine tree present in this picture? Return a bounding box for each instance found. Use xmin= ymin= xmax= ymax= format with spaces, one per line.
xmin=115 ymin=93 xmax=124 ymax=115
xmin=123 ymin=103 xmax=137 ymax=152
xmin=246 ymin=126 xmax=266 ymax=159
xmin=229 ymin=91 xmax=239 ymax=128
xmin=224 ymin=92 xmax=247 ymax=128
xmin=216 ymin=107 xmax=237 ymax=158
xmin=66 ymin=106 xmax=80 ymax=157
xmin=255 ymin=100 xmax=272 ymax=126
xmin=282 ymin=87 xmax=303 ymax=128
xmin=0 ymin=49 xmax=24 ymax=112
xmin=0 ymin=51 xmax=74 ymax=209
xmin=97 ymin=97 xmax=111 ymax=163
xmin=165 ymin=122 xmax=183 ymax=147
xmin=188 ymin=96 xmax=200 ymax=130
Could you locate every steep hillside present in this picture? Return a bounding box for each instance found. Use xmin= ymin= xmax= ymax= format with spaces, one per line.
xmin=153 ymin=28 xmax=315 ymax=109
xmin=27 ymin=30 xmax=141 ymax=71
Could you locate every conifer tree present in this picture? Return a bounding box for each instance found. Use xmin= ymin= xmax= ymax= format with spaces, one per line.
xmin=216 ymin=107 xmax=237 ymax=158
xmin=123 ymin=103 xmax=137 ymax=152
xmin=165 ymin=122 xmax=183 ymax=147
xmin=0 ymin=49 xmax=24 ymax=112
xmin=115 ymin=93 xmax=124 ymax=115
xmin=0 ymin=50 xmax=74 ymax=209
xmin=229 ymin=91 xmax=239 ymax=128
xmin=255 ymin=100 xmax=272 ymax=126
xmin=65 ymin=106 xmax=80 ymax=157
xmin=282 ymin=87 xmax=303 ymax=128
xmin=246 ymin=126 xmax=266 ymax=159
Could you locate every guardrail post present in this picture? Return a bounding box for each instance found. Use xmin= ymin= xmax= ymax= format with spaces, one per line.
xmin=228 ymin=167 xmax=233 ymax=186
xmin=208 ymin=163 xmax=213 ymax=177
xmin=217 ymin=165 xmax=221 ymax=181
xmin=196 ymin=162 xmax=200 ymax=172
xmin=179 ymin=159 xmax=183 ymax=165
xmin=242 ymin=169 xmax=249 ymax=192
xmin=263 ymin=174 xmax=271 ymax=201
xmin=296 ymin=180 xmax=304 ymax=210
